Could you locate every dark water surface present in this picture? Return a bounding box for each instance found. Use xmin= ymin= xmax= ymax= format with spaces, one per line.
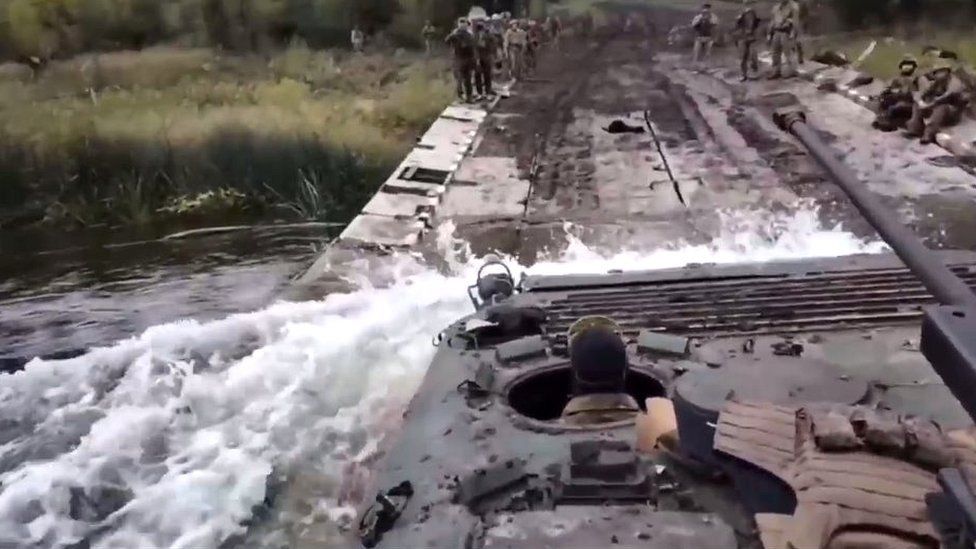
xmin=0 ymin=224 xmax=334 ymax=371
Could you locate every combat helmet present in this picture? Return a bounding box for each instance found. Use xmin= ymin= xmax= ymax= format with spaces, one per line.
xmin=930 ymin=59 xmax=954 ymax=75
xmin=899 ymin=54 xmax=918 ymax=67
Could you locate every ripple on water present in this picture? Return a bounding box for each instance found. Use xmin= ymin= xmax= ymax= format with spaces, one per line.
xmin=1 ymin=227 xmax=327 ymax=372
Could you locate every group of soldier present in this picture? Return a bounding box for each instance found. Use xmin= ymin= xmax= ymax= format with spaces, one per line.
xmin=874 ymin=55 xmax=970 ymax=144
xmin=690 ymin=0 xmax=970 ymax=144
xmin=443 ymin=13 xmax=562 ymax=103
xmin=368 ymin=2 xmax=968 ymax=144
xmin=690 ymin=0 xmax=805 ymax=81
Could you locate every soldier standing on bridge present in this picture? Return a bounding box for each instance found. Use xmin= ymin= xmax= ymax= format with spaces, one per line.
xmin=546 ymin=15 xmax=562 ymax=49
xmin=473 ymin=19 xmax=497 ymax=98
xmin=351 ymin=26 xmax=365 ymax=53
xmin=490 ymin=14 xmax=506 ymax=79
xmin=525 ymin=20 xmax=541 ymax=73
xmin=691 ymin=3 xmax=719 ymax=68
xmin=422 ymin=20 xmax=437 ymax=56
xmin=446 ymin=18 xmax=476 ymax=103
xmin=583 ymin=12 xmax=595 ymax=38
xmin=767 ymin=0 xmax=799 ymax=78
xmin=792 ymin=0 xmax=807 ymax=64
xmin=734 ymin=0 xmax=762 ymax=81
xmin=504 ymin=20 xmax=527 ymax=81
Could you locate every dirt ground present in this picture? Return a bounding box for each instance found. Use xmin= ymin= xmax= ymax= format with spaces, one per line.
xmin=439 ymin=4 xmax=976 ymax=262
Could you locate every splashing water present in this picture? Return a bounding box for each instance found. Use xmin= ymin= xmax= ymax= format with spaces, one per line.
xmin=0 ymin=207 xmax=887 ymax=549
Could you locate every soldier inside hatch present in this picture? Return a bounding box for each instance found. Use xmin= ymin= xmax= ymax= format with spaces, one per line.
xmin=561 ymin=316 xmax=641 ymax=426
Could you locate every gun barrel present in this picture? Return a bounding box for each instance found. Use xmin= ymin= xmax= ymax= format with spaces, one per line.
xmin=775 ymin=109 xmax=976 ymax=310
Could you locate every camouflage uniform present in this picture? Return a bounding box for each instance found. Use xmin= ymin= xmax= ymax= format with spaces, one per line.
xmin=580 ymin=12 xmax=594 ymax=38
xmin=873 ymin=57 xmax=919 ymax=132
xmin=525 ymin=21 xmax=541 ymax=72
xmin=351 ymin=27 xmax=365 ymax=53
xmin=906 ymin=65 xmax=970 ymax=144
xmin=546 ymin=16 xmax=562 ymax=48
xmin=473 ymin=23 xmax=497 ymax=96
xmin=445 ymin=21 xmax=476 ymax=102
xmin=691 ymin=8 xmax=719 ymax=66
xmin=792 ymin=0 xmax=806 ymax=64
xmin=734 ymin=3 xmax=761 ymax=81
xmin=561 ymin=393 xmax=641 ymax=426
xmin=490 ymin=17 xmax=506 ymax=80
xmin=504 ymin=23 xmax=528 ymax=80
xmin=422 ymin=22 xmax=437 ymax=55
xmin=768 ymin=0 xmax=798 ymax=78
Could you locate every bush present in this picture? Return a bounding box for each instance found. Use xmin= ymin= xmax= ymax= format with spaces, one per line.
xmin=373 ymin=61 xmax=453 ymax=131
xmin=268 ymin=39 xmax=340 ymax=86
xmin=827 ymin=0 xmax=976 ymax=31
xmin=0 ymin=0 xmax=491 ymax=61
xmin=4 ymin=0 xmax=60 ymax=59
xmin=831 ymin=31 xmax=976 ymax=80
xmin=1 ymin=0 xmax=174 ymax=60
xmin=0 ymin=45 xmax=451 ymax=227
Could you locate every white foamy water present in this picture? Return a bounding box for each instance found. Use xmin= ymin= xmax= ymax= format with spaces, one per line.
xmin=0 ymin=207 xmax=887 ymax=549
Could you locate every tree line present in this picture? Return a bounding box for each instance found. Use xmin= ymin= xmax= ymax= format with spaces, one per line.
xmin=824 ymin=0 xmax=976 ymax=30
xmin=0 ymin=0 xmax=491 ymax=62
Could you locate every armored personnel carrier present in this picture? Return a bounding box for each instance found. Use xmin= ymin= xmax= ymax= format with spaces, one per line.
xmin=353 ymin=111 xmax=976 ymax=548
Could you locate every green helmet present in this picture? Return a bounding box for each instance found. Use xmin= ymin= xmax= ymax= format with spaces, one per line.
xmin=931 ymin=60 xmax=954 ymax=74
xmin=567 ymin=316 xmax=621 ymax=346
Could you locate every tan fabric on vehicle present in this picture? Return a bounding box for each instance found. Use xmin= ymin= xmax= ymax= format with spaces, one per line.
xmin=713 ymin=400 xmax=796 ymax=481
xmin=560 ymin=393 xmax=640 ymax=426
xmin=805 ymin=408 xmax=860 ymax=451
xmin=785 ymin=436 xmax=940 ymax=546
xmin=714 ymin=400 xmax=976 ymax=549
xmin=755 ymin=513 xmax=790 ymax=549
xmin=827 ymin=530 xmax=931 ymax=549
xmin=754 ymin=513 xmax=927 ymax=549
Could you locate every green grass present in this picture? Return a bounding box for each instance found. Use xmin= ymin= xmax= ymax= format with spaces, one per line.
xmin=0 ymin=45 xmax=454 ymax=228
xmin=822 ymin=32 xmax=976 ymax=80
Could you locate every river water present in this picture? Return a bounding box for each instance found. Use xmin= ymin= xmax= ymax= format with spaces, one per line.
xmin=1 ymin=225 xmax=335 ymax=372
xmin=0 ymin=208 xmax=888 ymax=548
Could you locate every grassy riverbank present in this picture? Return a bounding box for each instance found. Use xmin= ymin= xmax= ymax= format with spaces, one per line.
xmin=0 ymin=44 xmax=454 ymax=228
xmin=807 ymin=32 xmax=976 ymax=80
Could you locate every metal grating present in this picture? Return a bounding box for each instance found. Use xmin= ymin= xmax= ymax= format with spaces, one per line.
xmin=537 ymin=263 xmax=976 ymax=347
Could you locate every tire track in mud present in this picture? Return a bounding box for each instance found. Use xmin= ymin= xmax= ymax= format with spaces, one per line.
xmin=471 ymin=8 xmax=893 ymax=260
xmin=468 ymin=18 xmax=749 ymax=261
xmin=522 ymin=35 xmax=703 ymax=216
xmin=722 ymin=91 xmax=885 ymax=239
xmin=526 ymin=38 xmax=611 ymax=212
xmin=660 ymin=63 xmax=882 ymax=239
xmin=668 ymin=62 xmax=976 ymax=247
